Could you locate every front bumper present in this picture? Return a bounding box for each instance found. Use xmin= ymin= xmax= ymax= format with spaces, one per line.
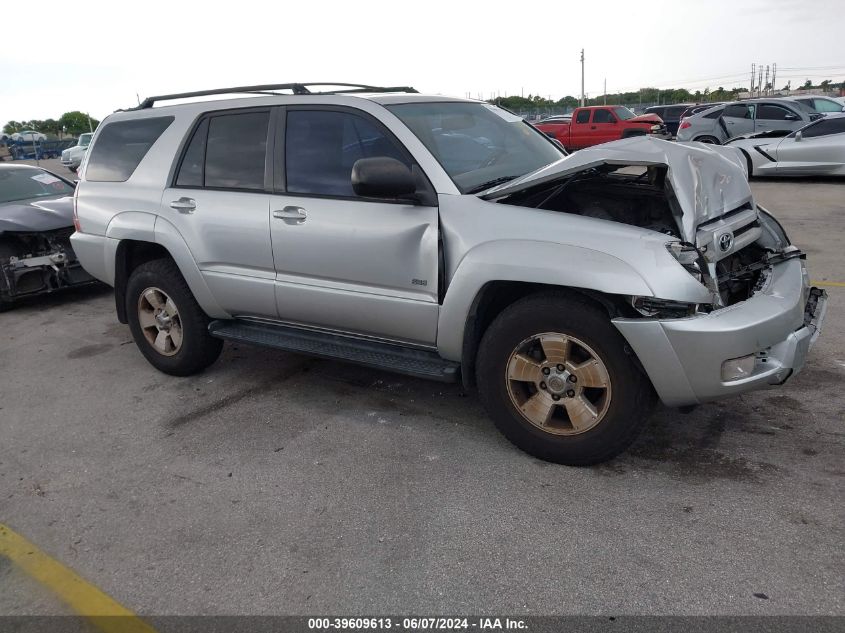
xmin=613 ymin=258 xmax=827 ymax=407
xmin=0 ymin=250 xmax=95 ymax=302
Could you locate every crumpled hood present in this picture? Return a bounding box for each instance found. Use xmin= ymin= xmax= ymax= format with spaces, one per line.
xmin=0 ymin=195 xmax=74 ymax=233
xmin=483 ymin=136 xmax=752 ymax=242
xmin=630 ymin=113 xmax=662 ymax=124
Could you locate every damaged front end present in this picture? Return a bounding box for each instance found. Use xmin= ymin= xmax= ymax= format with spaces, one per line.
xmin=0 ymin=227 xmax=96 ymax=306
xmin=483 ymin=137 xmax=828 ymax=405
xmin=484 ymin=137 xmax=802 ymax=311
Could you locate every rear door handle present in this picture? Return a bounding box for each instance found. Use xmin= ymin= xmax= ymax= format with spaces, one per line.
xmin=170 ymin=197 xmax=196 ymax=213
xmin=273 ymin=206 xmax=307 ymax=224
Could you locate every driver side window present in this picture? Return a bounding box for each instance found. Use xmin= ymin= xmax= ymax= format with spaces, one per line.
xmin=592 ymin=109 xmax=615 ymax=123
xmin=285 ymin=110 xmax=410 ymax=197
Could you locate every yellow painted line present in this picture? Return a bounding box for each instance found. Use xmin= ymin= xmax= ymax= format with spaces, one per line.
xmin=811 ymin=280 xmax=845 ymax=287
xmin=0 ymin=523 xmax=156 ymax=633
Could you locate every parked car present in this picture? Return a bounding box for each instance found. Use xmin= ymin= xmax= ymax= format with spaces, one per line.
xmin=0 ymin=165 xmax=96 ymax=309
xmin=535 ymin=106 xmax=669 ymax=150
xmin=677 ymin=99 xmax=820 ymax=144
xmin=679 ymin=103 xmax=725 ymax=121
xmin=725 ymin=113 xmax=845 ymax=176
xmin=11 ymin=130 xmax=47 ymax=142
xmin=790 ymin=95 xmax=845 ymax=114
xmin=61 ymin=133 xmax=94 ymax=173
xmin=71 ymin=82 xmax=827 ymax=465
xmin=644 ymin=104 xmax=693 ymax=136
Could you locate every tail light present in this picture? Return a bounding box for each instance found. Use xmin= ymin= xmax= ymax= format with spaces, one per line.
xmin=679 ymin=120 xmax=692 ymax=130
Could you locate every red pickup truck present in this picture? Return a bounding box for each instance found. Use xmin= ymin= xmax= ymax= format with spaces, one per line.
xmin=535 ymin=106 xmax=669 ymax=151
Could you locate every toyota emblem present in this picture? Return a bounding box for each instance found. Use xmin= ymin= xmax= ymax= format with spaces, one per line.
xmin=718 ymin=233 xmax=734 ymax=252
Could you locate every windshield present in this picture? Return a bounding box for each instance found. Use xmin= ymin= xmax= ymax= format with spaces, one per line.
xmin=387 ymin=102 xmax=563 ymax=193
xmin=614 ymin=107 xmax=636 ymax=120
xmin=79 ymin=133 xmax=93 ymax=146
xmin=0 ymin=167 xmax=74 ymax=203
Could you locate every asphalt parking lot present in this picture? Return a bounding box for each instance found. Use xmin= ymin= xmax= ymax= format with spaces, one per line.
xmin=1 ymin=159 xmax=843 ymax=617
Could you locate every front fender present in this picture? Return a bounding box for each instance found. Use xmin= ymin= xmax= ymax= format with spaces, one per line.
xmin=436 ymin=240 xmax=654 ymax=360
xmin=153 ymin=216 xmax=229 ymax=319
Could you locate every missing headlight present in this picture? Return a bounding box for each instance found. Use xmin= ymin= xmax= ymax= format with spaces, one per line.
xmin=632 ymin=296 xmax=712 ymax=318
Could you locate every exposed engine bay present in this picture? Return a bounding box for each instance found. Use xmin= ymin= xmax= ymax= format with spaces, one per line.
xmin=496 ymin=164 xmax=798 ymax=314
xmin=0 ymin=227 xmax=95 ymax=306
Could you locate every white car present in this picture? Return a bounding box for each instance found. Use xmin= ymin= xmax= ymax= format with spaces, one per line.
xmin=724 ymin=113 xmax=845 ymax=177
xmin=11 ymin=130 xmax=47 ymax=142
xmin=61 ymin=132 xmax=94 ymax=172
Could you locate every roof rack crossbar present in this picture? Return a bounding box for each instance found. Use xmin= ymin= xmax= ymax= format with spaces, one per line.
xmin=131 ymin=83 xmax=418 ymax=109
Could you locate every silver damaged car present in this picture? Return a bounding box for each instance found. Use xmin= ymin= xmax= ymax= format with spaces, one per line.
xmin=70 ymin=83 xmax=828 ymax=465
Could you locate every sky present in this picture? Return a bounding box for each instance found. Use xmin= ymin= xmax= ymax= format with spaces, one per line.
xmin=2 ymin=0 xmax=844 ymax=127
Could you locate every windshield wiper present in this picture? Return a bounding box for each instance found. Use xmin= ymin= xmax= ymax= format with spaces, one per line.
xmin=466 ymin=175 xmax=519 ymax=194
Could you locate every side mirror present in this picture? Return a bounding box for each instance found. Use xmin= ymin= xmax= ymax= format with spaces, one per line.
xmin=351 ymin=157 xmax=416 ymax=199
xmin=794 ymin=131 xmax=803 ymax=142
xmin=784 ymin=113 xmax=799 ymax=121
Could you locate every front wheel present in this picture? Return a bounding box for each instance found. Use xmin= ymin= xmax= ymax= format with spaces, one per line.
xmin=476 ymin=293 xmax=655 ymax=465
xmin=126 ymin=258 xmax=222 ymax=376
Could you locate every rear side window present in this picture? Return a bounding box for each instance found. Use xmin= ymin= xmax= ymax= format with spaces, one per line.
xmin=575 ymin=110 xmax=590 ymax=124
xmin=703 ymin=108 xmax=724 ymax=119
xmin=175 ymin=111 xmax=269 ymax=190
xmin=724 ymin=104 xmax=751 ymax=119
xmin=85 ymin=116 xmax=173 ymax=182
xmin=757 ymin=104 xmax=794 ymax=120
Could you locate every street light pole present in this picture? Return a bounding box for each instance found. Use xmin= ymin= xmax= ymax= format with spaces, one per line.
xmin=580 ymin=49 xmax=585 ymax=107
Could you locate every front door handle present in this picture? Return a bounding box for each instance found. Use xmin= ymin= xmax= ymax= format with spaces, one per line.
xmin=170 ymin=197 xmax=196 ymax=213
xmin=273 ymin=206 xmax=307 ymax=224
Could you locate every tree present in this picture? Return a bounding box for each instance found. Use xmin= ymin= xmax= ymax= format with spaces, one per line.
xmin=59 ymin=111 xmax=99 ymax=136
xmin=3 ymin=121 xmax=25 ymax=135
xmin=803 ymin=79 xmax=813 ymax=89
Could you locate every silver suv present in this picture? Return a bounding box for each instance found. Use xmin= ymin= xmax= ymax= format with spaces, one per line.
xmin=71 ymin=82 xmax=827 ymax=465
xmin=677 ymin=98 xmax=820 ymax=144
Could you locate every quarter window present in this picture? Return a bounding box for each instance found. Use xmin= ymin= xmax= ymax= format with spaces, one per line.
xmin=85 ymin=116 xmax=173 ymax=182
xmin=575 ymin=110 xmax=591 ymax=124
xmin=285 ymin=110 xmax=409 ymax=197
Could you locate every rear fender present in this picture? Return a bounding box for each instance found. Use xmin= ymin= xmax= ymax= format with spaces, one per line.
xmin=152 ymin=216 xmax=229 ymax=319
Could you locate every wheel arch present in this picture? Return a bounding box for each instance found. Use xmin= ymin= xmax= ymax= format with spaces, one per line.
xmin=112 ymin=217 xmax=229 ymax=323
xmin=454 ymin=281 xmax=641 ymax=392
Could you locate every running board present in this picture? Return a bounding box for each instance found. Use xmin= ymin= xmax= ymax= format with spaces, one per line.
xmin=208 ymin=320 xmax=459 ymax=383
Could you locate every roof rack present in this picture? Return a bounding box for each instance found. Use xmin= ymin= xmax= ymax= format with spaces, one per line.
xmin=129 ymin=83 xmax=418 ymax=110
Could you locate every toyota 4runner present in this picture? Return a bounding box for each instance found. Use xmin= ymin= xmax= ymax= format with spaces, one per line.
xmin=71 ymin=83 xmax=828 ymax=465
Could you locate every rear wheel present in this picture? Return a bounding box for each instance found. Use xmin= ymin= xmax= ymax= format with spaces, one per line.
xmin=126 ymin=258 xmax=222 ymax=376
xmin=476 ymin=293 xmax=655 ymax=465
xmin=694 ymin=135 xmax=720 ymax=145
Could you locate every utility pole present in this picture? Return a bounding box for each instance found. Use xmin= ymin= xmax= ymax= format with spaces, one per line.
xmin=758 ymin=65 xmax=764 ymax=97
xmin=603 ymin=78 xmax=607 ymax=105
xmin=580 ymin=49 xmax=585 ymax=107
xmin=751 ymin=63 xmax=756 ymax=95
xmin=764 ymin=65 xmax=770 ymax=96
xmin=771 ymin=63 xmax=777 ymax=94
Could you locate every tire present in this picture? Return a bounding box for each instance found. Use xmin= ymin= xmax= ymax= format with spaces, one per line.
xmin=693 ymin=135 xmax=720 ymax=145
xmin=126 ymin=258 xmax=222 ymax=376
xmin=476 ymin=292 xmax=655 ymax=466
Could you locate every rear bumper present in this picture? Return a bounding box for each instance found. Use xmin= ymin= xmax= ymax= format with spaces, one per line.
xmin=613 ymin=258 xmax=827 ymax=406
